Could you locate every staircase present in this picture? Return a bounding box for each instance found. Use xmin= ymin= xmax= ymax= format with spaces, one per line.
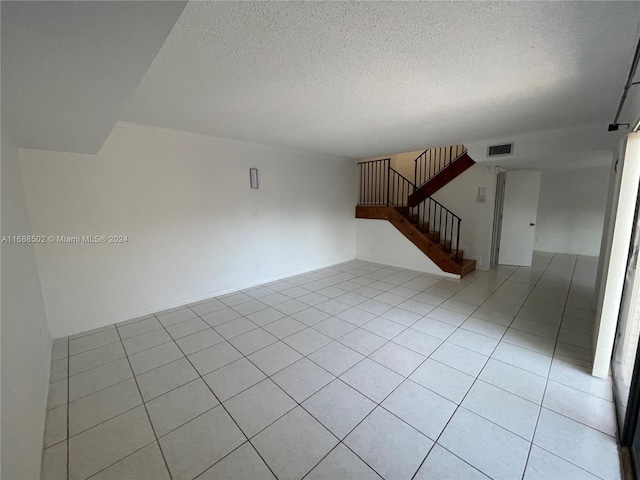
xmin=356 ymin=146 xmax=476 ymax=277
xmin=409 ymin=145 xmax=475 ymax=207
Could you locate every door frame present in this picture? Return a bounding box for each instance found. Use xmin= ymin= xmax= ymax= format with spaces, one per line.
xmin=497 ymin=169 xmax=541 ymax=266
xmin=491 ymin=171 xmax=506 ymax=265
xmin=615 ymin=182 xmax=640 ymax=444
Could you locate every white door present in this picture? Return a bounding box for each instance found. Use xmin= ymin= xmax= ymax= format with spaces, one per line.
xmin=498 ymin=170 xmax=541 ymax=266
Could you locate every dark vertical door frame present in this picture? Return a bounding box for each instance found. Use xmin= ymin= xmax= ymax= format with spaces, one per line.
xmin=616 ymin=182 xmax=640 ymax=480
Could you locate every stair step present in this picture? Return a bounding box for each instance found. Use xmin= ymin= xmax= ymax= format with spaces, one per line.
xmin=423 ymin=229 xmax=440 ymax=240
xmin=355 ymin=205 xmax=476 ymax=277
xmin=432 ymin=240 xmax=464 ymax=261
xmin=451 ymin=249 xmax=464 ymax=261
xmin=460 ymin=259 xmax=476 ymax=277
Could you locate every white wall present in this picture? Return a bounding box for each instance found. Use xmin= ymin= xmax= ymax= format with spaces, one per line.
xmin=431 ymin=163 xmax=497 ymax=270
xmin=534 ymin=167 xmax=610 ymax=256
xmin=465 ymin=123 xmax=615 ymax=171
xmin=1 ymin=130 xmax=51 ymax=479
xmin=20 ymin=123 xmax=357 ymax=337
xmin=355 ymin=219 xmax=456 ymax=278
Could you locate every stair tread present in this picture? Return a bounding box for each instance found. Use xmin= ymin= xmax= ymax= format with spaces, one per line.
xmin=356 ymin=204 xmax=476 ymax=277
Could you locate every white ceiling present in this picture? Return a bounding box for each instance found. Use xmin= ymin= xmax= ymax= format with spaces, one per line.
xmin=1 ymin=1 xmax=186 ymax=153
xmin=120 ymin=1 xmax=640 ymax=158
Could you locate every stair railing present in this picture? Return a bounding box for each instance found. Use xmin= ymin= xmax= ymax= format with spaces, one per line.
xmin=388 ymin=168 xmax=414 ymax=208
xmin=357 ymin=159 xmax=462 ymax=262
xmin=415 ymin=197 xmax=462 ymax=262
xmin=357 ymin=158 xmax=390 ymax=206
xmin=414 ymin=144 xmax=467 ymax=188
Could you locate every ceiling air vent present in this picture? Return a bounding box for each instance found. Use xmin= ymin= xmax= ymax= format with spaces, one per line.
xmin=487 ymin=142 xmax=514 ymax=157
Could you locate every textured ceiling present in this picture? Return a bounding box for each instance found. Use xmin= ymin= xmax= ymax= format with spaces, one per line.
xmin=121 ymin=1 xmax=640 ymax=158
xmin=2 ymin=1 xmax=186 ymax=153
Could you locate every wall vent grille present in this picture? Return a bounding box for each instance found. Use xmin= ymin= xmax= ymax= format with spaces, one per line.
xmin=487 ymin=143 xmax=514 ymax=157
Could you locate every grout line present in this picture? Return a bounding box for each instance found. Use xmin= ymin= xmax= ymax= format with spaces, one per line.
xmin=66 ymin=325 xmax=118 ymax=342
xmin=531 ymin=443 xmax=609 ymax=480
xmin=299 ymin=266 xmax=528 ymax=478
xmin=66 ymin=336 xmax=70 ymax=480
xmin=67 ymin=338 xmax=122 ymax=358
xmin=83 ymin=440 xmax=160 ymax=480
xmin=180 ymin=268 xmax=457 ymax=477
xmin=522 ymin=255 xmax=585 ymax=478
xmin=409 ymin=255 xmax=559 ymax=479
xmin=152 ymin=314 xmax=281 ymax=480
xmin=113 ymin=325 xmax=174 ymax=480
xmin=51 ymin=257 xmax=612 ymax=480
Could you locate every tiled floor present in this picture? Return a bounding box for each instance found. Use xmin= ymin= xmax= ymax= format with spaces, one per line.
xmin=42 ymin=252 xmax=622 ymax=480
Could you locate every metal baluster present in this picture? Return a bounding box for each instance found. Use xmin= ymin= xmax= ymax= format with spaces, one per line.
xmin=374 ymin=161 xmax=377 ymax=205
xmin=438 ymin=204 xmax=442 ymax=246
xmin=364 ymin=163 xmax=367 ymax=204
xmin=451 ymin=215 xmax=455 ymax=257
xmin=445 ymin=213 xmax=449 ymax=251
xmin=378 ymin=162 xmax=384 ymax=205
xmin=358 ymin=165 xmax=361 ymax=204
xmin=391 ymin=173 xmax=394 ymax=206
xmin=369 ymin=163 xmax=372 ymax=205
xmin=385 ymin=161 xmax=389 ymax=206
xmin=391 ymin=172 xmax=398 ymax=207
xmin=430 ymin=151 xmax=433 ymax=179
xmin=433 ymin=202 xmax=437 ymax=237
xmin=390 ymin=171 xmax=393 ymax=206
xmin=380 ymin=161 xmax=383 ymax=205
xmin=361 ymin=164 xmax=364 ymax=204
xmin=429 ymin=200 xmax=433 ymax=236
xmin=368 ymin=162 xmax=371 ymax=205
xmin=377 ymin=161 xmax=380 ymax=205
xmin=455 ymin=219 xmax=460 ymax=262
xmin=372 ymin=162 xmax=375 ymax=205
xmin=370 ymin=162 xmax=372 ymax=204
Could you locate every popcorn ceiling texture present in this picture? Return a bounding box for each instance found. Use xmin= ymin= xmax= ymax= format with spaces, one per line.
xmin=122 ymin=1 xmax=640 ymax=158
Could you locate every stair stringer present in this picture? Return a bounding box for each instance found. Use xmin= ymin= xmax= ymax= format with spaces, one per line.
xmin=356 ymin=217 xmax=459 ymax=278
xmin=356 ymin=205 xmax=475 ymax=276
xmin=408 ymin=152 xmax=476 ymax=207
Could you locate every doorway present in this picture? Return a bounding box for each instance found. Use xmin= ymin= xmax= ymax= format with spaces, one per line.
xmin=612 ymin=184 xmax=640 ymax=433
xmin=491 ymin=170 xmax=541 ymax=267
xmin=491 ymin=171 xmax=505 ymax=265
xmin=613 ymin=183 xmax=640 ymax=477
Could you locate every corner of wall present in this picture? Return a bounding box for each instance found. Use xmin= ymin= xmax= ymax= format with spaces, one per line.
xmin=1 ymin=129 xmax=52 ymax=479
